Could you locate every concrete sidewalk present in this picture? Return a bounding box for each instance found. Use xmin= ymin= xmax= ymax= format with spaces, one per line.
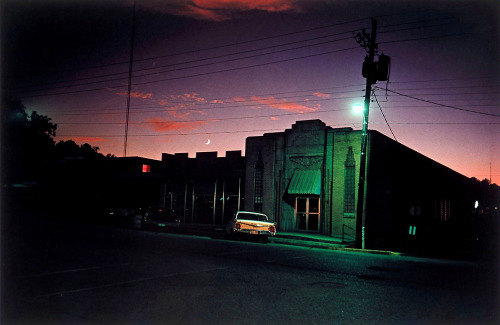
xmin=272 ymin=232 xmax=402 ymax=255
xmin=153 ymin=223 xmax=401 ymax=256
xmin=272 ymin=232 xmax=352 ymax=249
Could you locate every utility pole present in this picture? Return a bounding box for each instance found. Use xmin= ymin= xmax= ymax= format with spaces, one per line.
xmin=355 ymin=18 xmax=378 ymax=249
xmin=123 ymin=1 xmax=136 ymax=157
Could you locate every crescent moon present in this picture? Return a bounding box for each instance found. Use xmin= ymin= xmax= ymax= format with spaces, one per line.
xmin=205 ymin=139 xmax=211 ymax=145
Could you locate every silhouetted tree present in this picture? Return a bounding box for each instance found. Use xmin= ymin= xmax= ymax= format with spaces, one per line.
xmin=54 ymin=140 xmax=104 ymax=160
xmin=2 ymin=95 xmax=112 ymax=186
xmin=2 ymin=94 xmax=57 ymax=184
xmin=470 ymin=177 xmax=500 ymax=215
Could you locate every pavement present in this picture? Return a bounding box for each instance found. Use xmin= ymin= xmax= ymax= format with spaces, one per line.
xmin=149 ymin=222 xmax=402 ymax=256
xmin=272 ymin=232 xmax=403 ymax=255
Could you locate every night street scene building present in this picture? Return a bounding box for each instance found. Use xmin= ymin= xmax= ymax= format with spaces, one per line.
xmin=153 ymin=119 xmax=494 ymax=258
xmin=244 ymin=119 xmax=483 ymax=256
xmin=17 ymin=119 xmax=494 ymax=259
xmin=160 ymin=151 xmax=246 ymax=226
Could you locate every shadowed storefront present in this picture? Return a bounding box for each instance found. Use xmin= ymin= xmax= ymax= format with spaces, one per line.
xmin=244 ymin=119 xmax=477 ymax=254
xmin=160 ymin=151 xmax=245 ymax=226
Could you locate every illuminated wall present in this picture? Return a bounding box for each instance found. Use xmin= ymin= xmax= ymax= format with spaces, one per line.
xmin=245 ymin=119 xmax=476 ymax=253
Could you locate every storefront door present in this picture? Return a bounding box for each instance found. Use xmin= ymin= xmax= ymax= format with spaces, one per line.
xmin=295 ymin=197 xmax=320 ymax=231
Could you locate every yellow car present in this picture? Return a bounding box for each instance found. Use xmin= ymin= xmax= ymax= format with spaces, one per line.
xmin=226 ymin=211 xmax=276 ymax=243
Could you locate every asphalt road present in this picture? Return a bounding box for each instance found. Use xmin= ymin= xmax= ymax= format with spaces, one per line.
xmin=2 ymin=218 xmax=498 ymax=325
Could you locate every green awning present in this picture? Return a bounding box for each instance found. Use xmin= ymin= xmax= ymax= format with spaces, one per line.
xmin=287 ymin=169 xmax=321 ymax=195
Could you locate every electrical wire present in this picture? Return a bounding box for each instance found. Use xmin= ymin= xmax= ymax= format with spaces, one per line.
xmin=17 ymin=32 xmax=358 ymax=94
xmin=40 ymin=88 xmax=364 ymax=115
xmin=14 ymin=18 xmax=460 ymax=97
xmin=19 ymin=45 xmax=362 ymax=99
xmin=372 ymin=91 xmax=397 ymax=141
xmin=56 ymin=107 xmax=352 ymax=125
xmin=374 ymin=87 xmax=500 ymax=118
xmin=45 ymin=95 xmax=362 ymax=116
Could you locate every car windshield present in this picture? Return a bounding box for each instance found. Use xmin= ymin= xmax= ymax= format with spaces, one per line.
xmin=237 ymin=213 xmax=268 ymax=222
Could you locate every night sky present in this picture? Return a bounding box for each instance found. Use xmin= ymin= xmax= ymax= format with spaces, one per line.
xmin=2 ymin=0 xmax=499 ymax=183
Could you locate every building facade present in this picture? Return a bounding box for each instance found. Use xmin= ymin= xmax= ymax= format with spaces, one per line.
xmin=245 ymin=120 xmax=475 ymax=253
xmin=160 ymin=151 xmax=245 ymax=225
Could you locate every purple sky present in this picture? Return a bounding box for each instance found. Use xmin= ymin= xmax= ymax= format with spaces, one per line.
xmin=3 ymin=0 xmax=499 ymax=183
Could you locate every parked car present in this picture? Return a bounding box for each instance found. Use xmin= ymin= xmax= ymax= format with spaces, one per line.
xmin=107 ymin=208 xmax=137 ymax=228
xmin=141 ymin=206 xmax=180 ymax=230
xmin=226 ymin=211 xmax=276 ymax=243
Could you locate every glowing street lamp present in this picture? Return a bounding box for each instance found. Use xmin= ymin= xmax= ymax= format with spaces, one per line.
xmin=353 ymin=104 xmax=364 ymax=114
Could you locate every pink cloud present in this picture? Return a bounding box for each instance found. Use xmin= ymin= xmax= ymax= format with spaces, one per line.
xmin=313 ymin=92 xmax=331 ymax=99
xmin=157 ymin=92 xmax=213 ymax=119
xmin=146 ymin=117 xmax=207 ymax=132
xmin=116 ymin=91 xmax=153 ymax=99
xmin=160 ymin=92 xmax=207 ymax=105
xmin=232 ymin=96 xmax=247 ymax=102
xmin=139 ymin=0 xmax=300 ymax=21
xmin=195 ymin=0 xmax=296 ymax=12
xmin=250 ymin=96 xmax=319 ymax=113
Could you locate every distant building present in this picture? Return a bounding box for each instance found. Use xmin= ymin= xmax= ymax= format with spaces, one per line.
xmin=160 ymin=151 xmax=245 ymax=225
xmin=97 ymin=156 xmax=163 ymax=209
xmin=244 ymin=120 xmax=476 ymax=254
xmin=64 ymin=156 xmax=161 ymax=210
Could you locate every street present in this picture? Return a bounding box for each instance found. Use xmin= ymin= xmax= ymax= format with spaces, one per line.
xmin=2 ymin=217 xmax=498 ymax=325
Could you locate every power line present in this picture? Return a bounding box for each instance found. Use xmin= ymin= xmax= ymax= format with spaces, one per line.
xmin=57 ymin=128 xmax=287 ymax=138
xmin=15 ymin=24 xmax=461 ymax=98
xmin=378 ymin=17 xmax=453 ymax=31
xmin=388 ymin=76 xmax=497 ymax=84
xmin=19 ymin=45 xmax=362 ymax=99
xmin=34 ymin=78 xmax=498 ymax=111
xmin=40 ymin=86 xmax=364 ymax=114
xmin=54 ymin=107 xmax=353 ymax=125
xmin=374 ymin=87 xmax=500 ymax=117
xmin=55 ymin=119 xmax=500 ymax=138
xmin=372 ymin=91 xmax=397 ymax=141
xmin=378 ymin=33 xmax=464 ymax=45
xmin=124 ymin=1 xmax=136 ymax=157
xmin=17 ymin=31 xmax=358 ymax=94
xmin=13 ymin=16 xmax=369 ymax=84
xmin=45 ymin=94 xmax=363 ymax=116
xmin=17 ymin=17 xmax=452 ymax=94
xmin=387 ymin=85 xmax=500 ymax=91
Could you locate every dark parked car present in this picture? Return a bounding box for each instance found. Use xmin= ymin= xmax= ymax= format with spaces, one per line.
xmin=141 ymin=206 xmax=180 ymax=229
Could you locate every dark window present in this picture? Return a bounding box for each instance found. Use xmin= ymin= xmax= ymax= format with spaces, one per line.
xmin=344 ymin=147 xmax=356 ymax=216
xmin=254 ymin=153 xmax=264 ymax=211
xmin=435 ymin=199 xmax=451 ymax=221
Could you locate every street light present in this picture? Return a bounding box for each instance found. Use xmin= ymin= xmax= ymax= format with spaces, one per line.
xmin=353 ymin=104 xmax=364 ymax=114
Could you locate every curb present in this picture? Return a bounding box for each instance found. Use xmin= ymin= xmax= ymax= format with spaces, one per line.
xmin=142 ymin=224 xmax=403 ymax=256
xmin=271 ymin=237 xmax=402 ymax=256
